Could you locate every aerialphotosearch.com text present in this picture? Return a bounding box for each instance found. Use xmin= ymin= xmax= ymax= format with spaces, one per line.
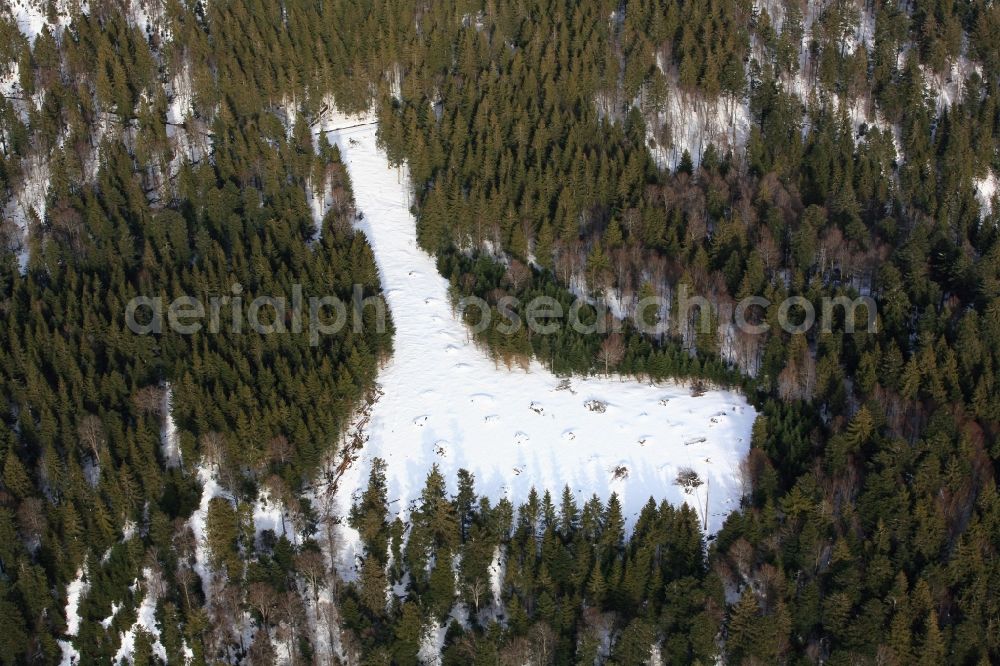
xmin=125 ymin=283 xmax=876 ymax=344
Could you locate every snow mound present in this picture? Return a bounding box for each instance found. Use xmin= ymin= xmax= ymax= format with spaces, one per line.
xmin=320 ymin=123 xmax=755 ymax=576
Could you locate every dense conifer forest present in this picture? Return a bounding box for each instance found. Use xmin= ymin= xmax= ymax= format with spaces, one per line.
xmin=1 ymin=0 xmax=999 ymax=663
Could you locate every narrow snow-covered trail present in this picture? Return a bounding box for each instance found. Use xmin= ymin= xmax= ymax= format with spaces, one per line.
xmin=323 ymin=120 xmax=755 ymax=571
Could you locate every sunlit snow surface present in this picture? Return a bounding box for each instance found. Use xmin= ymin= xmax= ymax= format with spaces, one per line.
xmin=58 ymin=565 xmax=87 ymax=665
xmin=329 ymin=125 xmax=756 ymax=568
xmin=322 ymin=122 xmax=755 ymax=571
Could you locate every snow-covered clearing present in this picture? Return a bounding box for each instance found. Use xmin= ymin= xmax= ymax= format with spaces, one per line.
xmin=0 ymin=61 xmax=19 ymax=103
xmin=317 ymin=118 xmax=755 ymax=576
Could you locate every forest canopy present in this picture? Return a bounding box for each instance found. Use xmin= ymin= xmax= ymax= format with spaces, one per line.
xmin=0 ymin=0 xmax=998 ymax=663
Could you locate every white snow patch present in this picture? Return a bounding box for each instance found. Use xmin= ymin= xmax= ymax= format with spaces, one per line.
xmin=187 ymin=464 xmax=227 ymax=600
xmin=924 ymin=56 xmax=982 ymax=112
xmin=310 ymin=97 xmax=378 ymax=151
xmin=160 ymin=384 xmax=182 ymax=468
xmin=113 ymin=567 xmax=167 ymax=664
xmin=0 ymin=61 xmax=20 ymax=104
xmin=307 ymin=176 xmax=334 ymax=229
xmin=82 ymin=458 xmax=100 ymax=487
xmin=304 ymin=592 xmax=349 ymax=665
xmin=306 ymin=99 xmax=379 ymax=228
xmin=7 ymin=0 xmax=48 ymax=44
xmin=649 ymin=642 xmax=664 ymax=666
xmin=57 ymin=641 xmax=79 ymax=666
xmin=101 ymin=601 xmax=123 ymax=629
xmin=646 ymin=57 xmax=750 ymax=170
xmin=5 ymin=0 xmax=85 ymax=44
xmin=253 ymin=491 xmax=295 ymax=544
xmin=57 ymin=562 xmax=97 ymax=662
xmin=297 ymin=474 xmax=352 ymax=664
xmin=417 ymin=620 xmax=446 ymax=666
xmin=166 ymin=70 xmax=194 ymax=127
xmin=164 ymin=67 xmax=210 ymax=179
xmin=839 ymin=5 xmax=876 ymax=57
xmin=387 ymin=66 xmax=402 ymax=102
xmin=974 ymin=171 xmax=997 ymax=216
xmin=126 ymin=0 xmax=166 ymax=43
xmin=488 ymin=545 xmax=504 ymax=612
xmin=320 ymin=123 xmax=755 ymax=577
xmin=567 ymin=272 xmax=634 ymax=322
xmin=5 ymin=154 xmax=49 ymax=272
xmin=279 ymin=96 xmax=300 ymax=136
xmin=64 ymin=564 xmax=88 ymax=636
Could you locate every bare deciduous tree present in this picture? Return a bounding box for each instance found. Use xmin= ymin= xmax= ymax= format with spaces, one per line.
xmin=175 ymin=565 xmax=196 ymax=612
xmin=275 ymin=590 xmax=306 ymax=666
xmin=465 ymin=577 xmax=487 ymax=614
xmin=499 ymin=636 xmax=533 ymax=666
xmin=247 ymin=581 xmax=278 ymax=636
xmin=77 ymin=414 xmax=105 ymax=462
xmin=728 ymin=537 xmax=754 ymax=581
xmin=201 ymin=431 xmax=241 ymax=492
xmin=675 ymin=466 xmax=709 ymax=529
xmin=267 ymin=435 xmax=291 ymax=467
xmin=738 ymin=447 xmax=770 ymax=500
xmin=315 ymin=493 xmax=341 ymax=590
xmin=777 ymin=337 xmax=816 ymax=401
xmin=321 ymin=599 xmax=359 ymax=664
xmin=596 ymin=333 xmax=625 ymax=375
xmin=17 ymin=497 xmax=46 ymax=549
xmin=208 ymin=582 xmax=243 ymax=657
xmin=295 ymin=549 xmax=327 ymax=610
xmin=246 ymin=625 xmax=276 ymax=666
xmin=263 ymin=474 xmax=292 ymax=536
xmin=504 ymin=259 xmax=532 ymax=291
xmin=529 ymin=622 xmax=557 ymax=665
xmin=132 ymin=385 xmax=164 ymax=416
xmin=200 ymin=431 xmax=226 ymax=467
